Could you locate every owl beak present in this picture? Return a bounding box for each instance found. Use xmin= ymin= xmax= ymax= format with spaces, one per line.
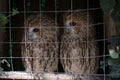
xmin=65 ymin=25 xmax=74 ymax=33
xmin=66 ymin=26 xmax=72 ymax=32
xmin=29 ymin=31 xmax=39 ymax=39
xmin=65 ymin=21 xmax=74 ymax=33
xmin=29 ymin=32 xmax=35 ymax=39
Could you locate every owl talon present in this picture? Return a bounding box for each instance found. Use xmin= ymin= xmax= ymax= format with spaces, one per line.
xmin=34 ymin=72 xmax=44 ymax=80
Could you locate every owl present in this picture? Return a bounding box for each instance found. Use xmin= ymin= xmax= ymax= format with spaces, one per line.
xmin=21 ymin=14 xmax=58 ymax=79
xmin=60 ymin=12 xmax=99 ymax=80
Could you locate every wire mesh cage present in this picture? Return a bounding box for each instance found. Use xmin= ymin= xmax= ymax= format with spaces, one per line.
xmin=0 ymin=0 xmax=120 ymax=80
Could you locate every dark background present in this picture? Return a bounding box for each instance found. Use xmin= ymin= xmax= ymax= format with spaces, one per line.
xmin=1 ymin=0 xmax=105 ymax=74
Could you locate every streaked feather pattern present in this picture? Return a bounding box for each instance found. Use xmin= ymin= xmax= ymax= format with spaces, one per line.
xmin=21 ymin=13 xmax=58 ymax=79
xmin=60 ymin=11 xmax=99 ymax=80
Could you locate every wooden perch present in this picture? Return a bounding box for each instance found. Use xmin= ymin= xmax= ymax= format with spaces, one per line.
xmin=0 ymin=71 xmax=103 ymax=80
xmin=0 ymin=71 xmax=73 ymax=80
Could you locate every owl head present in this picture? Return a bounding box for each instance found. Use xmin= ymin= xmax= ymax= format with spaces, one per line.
xmin=25 ymin=14 xmax=56 ymax=40
xmin=63 ymin=12 xmax=88 ymax=35
xmin=26 ymin=22 xmax=42 ymax=40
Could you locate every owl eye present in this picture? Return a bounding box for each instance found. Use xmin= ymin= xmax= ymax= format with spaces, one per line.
xmin=33 ymin=28 xmax=40 ymax=32
xmin=69 ymin=22 xmax=76 ymax=26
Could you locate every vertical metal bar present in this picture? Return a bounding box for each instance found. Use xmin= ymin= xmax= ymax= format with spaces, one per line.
xmin=55 ymin=0 xmax=59 ymax=79
xmin=103 ymin=12 xmax=106 ymax=80
xmin=86 ymin=0 xmax=90 ymax=79
xmin=9 ymin=0 xmax=14 ymax=72
xmin=23 ymin=0 xmax=27 ymax=73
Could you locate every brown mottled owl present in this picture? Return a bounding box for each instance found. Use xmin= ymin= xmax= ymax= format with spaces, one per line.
xmin=21 ymin=14 xmax=57 ymax=79
xmin=60 ymin=12 xmax=99 ymax=80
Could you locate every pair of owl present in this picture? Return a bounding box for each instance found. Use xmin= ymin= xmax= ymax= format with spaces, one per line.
xmin=21 ymin=12 xmax=99 ymax=80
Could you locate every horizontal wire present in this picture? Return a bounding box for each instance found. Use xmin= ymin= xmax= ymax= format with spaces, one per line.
xmin=0 ymin=37 xmax=113 ymax=44
xmin=0 ymin=54 xmax=109 ymax=59
xmin=0 ymin=8 xmax=101 ymax=14
xmin=0 ymin=22 xmax=104 ymax=28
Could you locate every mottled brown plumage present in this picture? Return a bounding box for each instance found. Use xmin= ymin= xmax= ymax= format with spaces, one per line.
xmin=21 ymin=14 xmax=57 ymax=79
xmin=60 ymin=11 xmax=99 ymax=80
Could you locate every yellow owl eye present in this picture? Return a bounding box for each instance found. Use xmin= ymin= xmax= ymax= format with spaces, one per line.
xmin=69 ymin=22 xmax=76 ymax=26
xmin=33 ymin=28 xmax=40 ymax=32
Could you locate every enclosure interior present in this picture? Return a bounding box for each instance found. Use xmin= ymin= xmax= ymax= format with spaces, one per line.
xmin=0 ymin=0 xmax=111 ymax=79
